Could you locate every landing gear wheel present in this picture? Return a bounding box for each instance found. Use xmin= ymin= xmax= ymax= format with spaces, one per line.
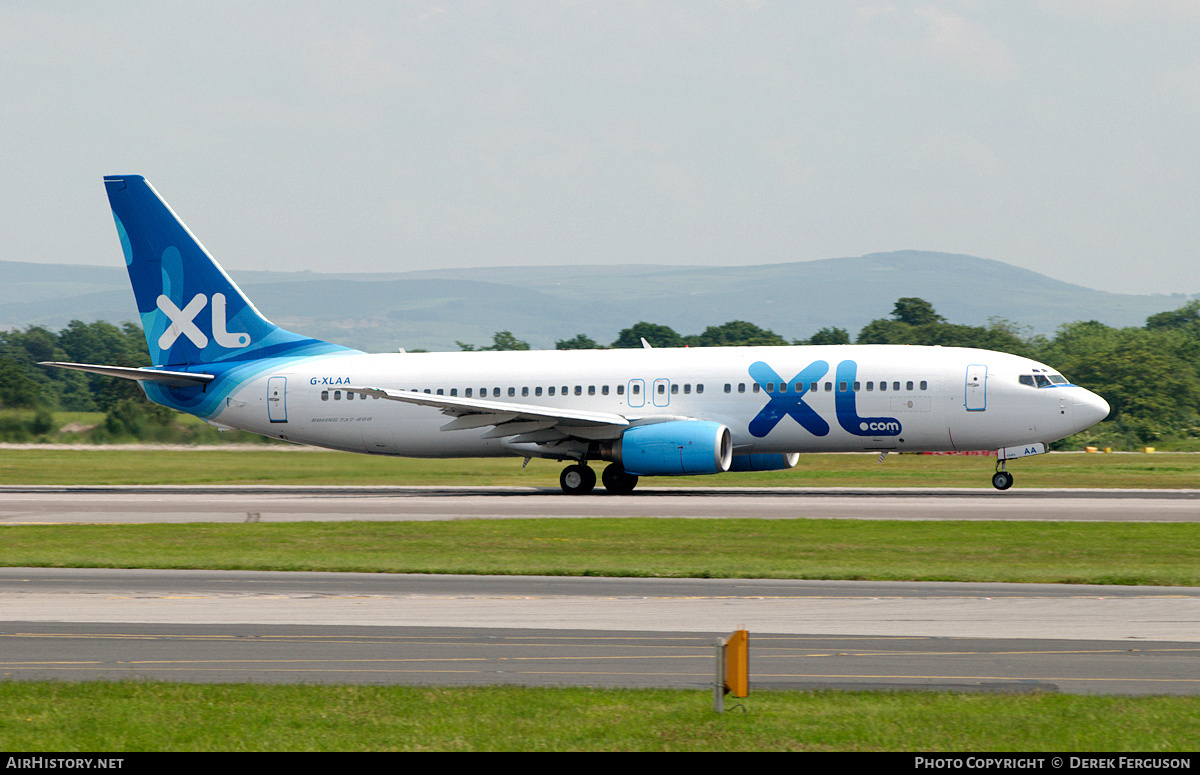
xmin=601 ymin=464 xmax=639 ymax=495
xmin=992 ymin=471 xmax=1014 ymax=490
xmin=560 ymin=464 xmax=596 ymax=495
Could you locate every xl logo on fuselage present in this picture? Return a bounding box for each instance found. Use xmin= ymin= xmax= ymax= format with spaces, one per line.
xmin=748 ymin=360 xmax=902 ymax=438
xmin=156 ymin=293 xmax=250 ymax=350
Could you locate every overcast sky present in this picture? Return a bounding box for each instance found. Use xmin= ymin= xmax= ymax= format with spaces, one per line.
xmin=2 ymin=1 xmax=1198 ymax=296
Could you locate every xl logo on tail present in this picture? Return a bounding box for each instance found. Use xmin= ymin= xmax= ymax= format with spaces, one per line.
xmin=156 ymin=293 xmax=250 ymax=350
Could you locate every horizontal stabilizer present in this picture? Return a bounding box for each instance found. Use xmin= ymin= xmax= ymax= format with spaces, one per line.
xmin=39 ymin=362 xmax=215 ymax=386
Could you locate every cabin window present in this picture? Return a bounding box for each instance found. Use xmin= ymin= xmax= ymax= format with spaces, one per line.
xmin=493 ymin=388 xmax=501 ymax=397
xmin=671 ymin=384 xmax=679 ymax=394
xmin=752 ymin=383 xmax=760 ymax=393
xmin=920 ymin=380 xmax=928 ymax=390
xmin=824 ymin=382 xmax=832 ymax=392
xmin=697 ymin=384 xmax=704 ymax=394
xmin=575 ymin=385 xmax=582 ymax=396
xmin=738 ymin=383 xmax=746 ymax=393
xmin=853 ymin=381 xmax=861 ymax=391
xmin=724 ymin=383 xmax=732 ymax=393
xmin=765 ymin=383 xmax=774 ymax=393
xmin=617 ymin=385 xmax=625 ymax=395
xmin=866 ymin=382 xmax=873 ymax=391
xmin=892 ymin=381 xmax=900 ymax=391
xmin=465 ymin=388 xmax=473 ymax=397
xmin=588 ymin=386 xmax=596 ymax=396
xmin=450 ymin=388 xmax=457 ymax=396
xmin=508 ymin=387 xmax=515 ymax=397
xmin=631 ymin=384 xmax=640 ymax=394
xmin=879 ymin=381 xmax=887 ymax=391
xmin=906 ymin=381 xmax=914 ymax=391
xmin=334 ymin=390 xmax=342 ymax=400
xmin=321 ymin=390 xmax=329 ymax=401
xmin=548 ymin=386 xmax=556 ymax=396
xmin=683 ymin=384 xmax=691 ymax=394
xmin=535 ymin=386 xmax=543 ymax=396
xmin=838 ymin=382 xmax=848 ymax=392
xmin=602 ymin=385 xmax=609 ymax=395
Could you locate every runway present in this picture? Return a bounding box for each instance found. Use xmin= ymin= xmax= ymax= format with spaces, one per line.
xmin=0 ymin=484 xmax=1198 ymax=524
xmin=3 ymin=486 xmax=1199 ymax=695
xmin=3 ymin=568 xmax=1200 ymax=695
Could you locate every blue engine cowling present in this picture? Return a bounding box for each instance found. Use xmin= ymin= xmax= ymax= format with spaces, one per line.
xmin=728 ymin=452 xmax=799 ymax=472
xmin=605 ymin=421 xmax=733 ymax=476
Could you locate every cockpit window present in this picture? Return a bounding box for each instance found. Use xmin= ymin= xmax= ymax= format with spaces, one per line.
xmin=1021 ymin=373 xmax=1069 ymax=388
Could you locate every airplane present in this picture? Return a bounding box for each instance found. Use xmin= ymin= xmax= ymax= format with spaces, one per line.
xmin=43 ymin=175 xmax=1111 ymax=494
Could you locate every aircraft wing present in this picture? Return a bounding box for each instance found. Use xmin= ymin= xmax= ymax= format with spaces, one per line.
xmin=39 ymin=362 xmax=215 ymax=386
xmin=345 ymin=386 xmax=630 ymax=442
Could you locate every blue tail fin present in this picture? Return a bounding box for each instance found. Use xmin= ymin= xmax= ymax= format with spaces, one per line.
xmin=104 ymin=175 xmax=351 ymax=367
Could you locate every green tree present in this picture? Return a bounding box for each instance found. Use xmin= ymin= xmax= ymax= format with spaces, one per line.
xmin=0 ymin=355 xmax=43 ymax=408
xmin=457 ymin=331 xmax=531 ymax=351
xmin=555 ymin=334 xmax=600 ymax=350
xmin=856 ymin=300 xmax=1033 ymax=357
xmin=804 ymin=327 xmax=851 ymax=346
xmin=611 ymin=322 xmax=685 ymax=349
xmin=1146 ymin=300 xmax=1200 ymax=332
xmin=892 ymin=297 xmax=946 ymax=326
xmin=692 ymin=321 xmax=788 ymax=347
xmin=1041 ymin=322 xmax=1200 ymax=444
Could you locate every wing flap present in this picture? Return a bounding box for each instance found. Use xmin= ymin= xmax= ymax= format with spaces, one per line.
xmin=345 ymin=386 xmax=630 ymax=439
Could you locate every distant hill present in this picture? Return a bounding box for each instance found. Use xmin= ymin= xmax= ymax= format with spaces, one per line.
xmin=0 ymin=251 xmax=1191 ymax=352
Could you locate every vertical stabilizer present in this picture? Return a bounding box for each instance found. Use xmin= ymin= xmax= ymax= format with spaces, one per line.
xmin=104 ymin=175 xmax=350 ymax=367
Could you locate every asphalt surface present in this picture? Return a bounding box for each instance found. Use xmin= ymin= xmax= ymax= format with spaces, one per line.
xmin=0 ymin=484 xmax=1197 ymax=523
xmin=3 ymin=567 xmax=1200 ymax=695
xmin=3 ymin=486 xmax=1199 ymax=695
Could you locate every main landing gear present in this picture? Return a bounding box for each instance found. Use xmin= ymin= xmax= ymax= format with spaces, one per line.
xmin=559 ymin=463 xmax=639 ymax=495
xmin=559 ymin=464 xmax=596 ymax=495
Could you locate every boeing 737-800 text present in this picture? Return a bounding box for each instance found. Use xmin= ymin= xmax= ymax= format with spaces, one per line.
xmin=44 ymin=176 xmax=1110 ymax=493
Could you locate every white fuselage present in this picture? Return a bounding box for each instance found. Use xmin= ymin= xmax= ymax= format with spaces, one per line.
xmin=207 ymin=344 xmax=1109 ymax=460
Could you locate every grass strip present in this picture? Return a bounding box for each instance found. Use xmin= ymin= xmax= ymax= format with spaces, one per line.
xmin=2 ymin=682 xmax=1198 ymax=751
xmin=0 ymin=448 xmax=1198 ymax=488
xmin=4 ymin=519 xmax=1200 ymax=585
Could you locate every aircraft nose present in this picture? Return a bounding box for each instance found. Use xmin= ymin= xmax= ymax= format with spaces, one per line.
xmin=1073 ymin=388 xmax=1111 ymax=430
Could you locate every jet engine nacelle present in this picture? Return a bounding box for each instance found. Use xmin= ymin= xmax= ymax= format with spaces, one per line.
xmin=599 ymin=420 xmax=733 ymax=476
xmin=728 ymin=452 xmax=800 ymax=472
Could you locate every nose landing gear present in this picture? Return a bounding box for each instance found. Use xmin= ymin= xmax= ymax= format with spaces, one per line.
xmin=992 ymin=458 xmax=1014 ymax=490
